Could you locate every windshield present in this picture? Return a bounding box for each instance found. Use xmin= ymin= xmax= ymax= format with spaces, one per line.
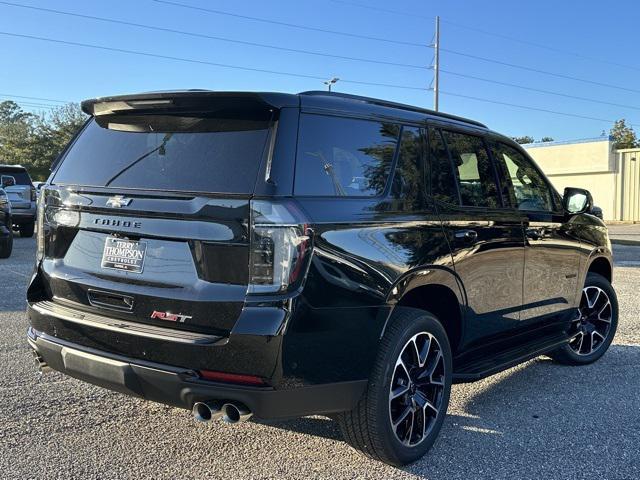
xmin=52 ymin=113 xmax=273 ymax=194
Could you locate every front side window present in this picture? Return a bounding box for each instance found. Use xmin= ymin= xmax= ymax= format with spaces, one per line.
xmin=295 ymin=114 xmax=399 ymax=196
xmin=442 ymin=131 xmax=500 ymax=208
xmin=492 ymin=142 xmax=554 ymax=211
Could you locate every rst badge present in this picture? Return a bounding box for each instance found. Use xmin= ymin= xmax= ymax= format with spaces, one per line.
xmin=150 ymin=310 xmax=192 ymax=323
xmin=101 ymin=237 xmax=147 ymax=273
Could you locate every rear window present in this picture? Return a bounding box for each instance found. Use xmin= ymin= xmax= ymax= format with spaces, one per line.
xmin=53 ymin=114 xmax=272 ymax=194
xmin=294 ymin=114 xmax=399 ymax=196
xmin=0 ymin=168 xmax=32 ymax=185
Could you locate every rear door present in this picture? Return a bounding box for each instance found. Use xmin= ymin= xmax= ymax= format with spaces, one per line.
xmin=41 ymin=102 xmax=277 ymax=337
xmin=489 ymin=141 xmax=581 ymax=325
xmin=429 ymin=126 xmax=526 ymax=346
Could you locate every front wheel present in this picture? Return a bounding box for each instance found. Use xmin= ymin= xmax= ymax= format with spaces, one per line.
xmin=549 ymin=272 xmax=618 ymax=365
xmin=337 ymin=307 xmax=452 ymax=466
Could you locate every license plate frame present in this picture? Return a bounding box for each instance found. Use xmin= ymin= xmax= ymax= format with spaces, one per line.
xmin=101 ymin=237 xmax=147 ymax=274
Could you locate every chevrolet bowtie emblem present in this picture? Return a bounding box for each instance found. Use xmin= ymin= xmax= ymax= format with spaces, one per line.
xmin=106 ymin=195 xmax=132 ymax=208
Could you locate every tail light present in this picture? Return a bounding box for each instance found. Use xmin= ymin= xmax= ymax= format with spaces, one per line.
xmin=248 ymin=200 xmax=312 ymax=295
xmin=30 ymin=186 xmax=37 ymax=202
xmin=36 ymin=191 xmax=45 ymax=261
xmin=36 ymin=188 xmax=79 ymax=262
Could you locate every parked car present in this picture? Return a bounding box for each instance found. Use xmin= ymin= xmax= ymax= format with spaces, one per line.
xmin=0 ymin=164 xmax=37 ymax=237
xmin=0 ymin=187 xmax=13 ymax=258
xmin=33 ymin=181 xmax=46 ymax=197
xmin=27 ymin=91 xmax=617 ymax=466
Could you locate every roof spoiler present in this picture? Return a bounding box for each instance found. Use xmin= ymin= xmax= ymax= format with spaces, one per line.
xmin=81 ymin=90 xmax=299 ymax=116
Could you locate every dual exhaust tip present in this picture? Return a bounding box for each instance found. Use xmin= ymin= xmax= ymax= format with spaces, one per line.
xmin=193 ymin=401 xmax=252 ymax=424
xmin=32 ymin=351 xmax=51 ymax=374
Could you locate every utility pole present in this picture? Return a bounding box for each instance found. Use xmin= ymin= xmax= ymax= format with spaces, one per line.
xmin=433 ymin=16 xmax=440 ymax=111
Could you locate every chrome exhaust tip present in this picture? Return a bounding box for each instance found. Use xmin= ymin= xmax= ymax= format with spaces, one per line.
xmin=192 ymin=401 xmax=223 ymax=423
xmin=32 ymin=351 xmax=51 ymax=374
xmin=221 ymin=402 xmax=252 ymax=424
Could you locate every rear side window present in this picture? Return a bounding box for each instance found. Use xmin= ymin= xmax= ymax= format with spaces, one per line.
xmin=0 ymin=168 xmax=32 ymax=185
xmin=442 ymin=131 xmax=500 ymax=208
xmin=427 ymin=128 xmax=458 ymax=204
xmin=53 ymin=114 xmax=272 ymax=194
xmin=391 ymin=126 xmax=425 ymax=209
xmin=295 ymin=114 xmax=399 ymax=196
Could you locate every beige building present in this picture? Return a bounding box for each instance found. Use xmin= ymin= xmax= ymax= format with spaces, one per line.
xmin=523 ymin=138 xmax=640 ymax=222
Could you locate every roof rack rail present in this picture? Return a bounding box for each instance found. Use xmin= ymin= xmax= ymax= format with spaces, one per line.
xmin=299 ymin=90 xmax=487 ymax=128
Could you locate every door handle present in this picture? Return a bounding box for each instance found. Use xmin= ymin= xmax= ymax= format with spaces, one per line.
xmin=454 ymin=229 xmax=478 ymax=242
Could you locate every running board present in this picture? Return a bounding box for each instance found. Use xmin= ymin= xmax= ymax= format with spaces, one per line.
xmin=452 ymin=332 xmax=570 ymax=383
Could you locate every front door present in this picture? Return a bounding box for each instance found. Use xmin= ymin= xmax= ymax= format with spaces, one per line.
xmin=490 ymin=141 xmax=581 ymax=325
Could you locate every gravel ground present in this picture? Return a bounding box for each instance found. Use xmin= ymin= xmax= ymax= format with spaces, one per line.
xmin=1 ymin=238 xmax=638 ymax=480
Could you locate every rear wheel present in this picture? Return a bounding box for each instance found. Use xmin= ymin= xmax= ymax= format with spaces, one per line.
xmin=336 ymin=307 xmax=452 ymax=466
xmin=0 ymin=230 xmax=13 ymax=258
xmin=549 ymin=272 xmax=618 ymax=365
xmin=19 ymin=221 xmax=35 ymax=238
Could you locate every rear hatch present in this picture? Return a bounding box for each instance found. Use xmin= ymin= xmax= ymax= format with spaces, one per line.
xmin=1 ymin=168 xmax=33 ymax=209
xmin=36 ymin=92 xmax=288 ymax=337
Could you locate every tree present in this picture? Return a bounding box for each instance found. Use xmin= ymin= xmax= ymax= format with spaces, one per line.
xmin=512 ymin=136 xmax=534 ymax=144
xmin=610 ymin=119 xmax=638 ymax=149
xmin=540 ymin=136 xmax=554 ymax=142
xmin=0 ymin=101 xmax=86 ymax=180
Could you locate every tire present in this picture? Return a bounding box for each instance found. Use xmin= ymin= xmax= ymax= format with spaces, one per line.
xmin=0 ymin=230 xmax=13 ymax=258
xmin=336 ymin=307 xmax=452 ymax=466
xmin=549 ymin=272 xmax=618 ymax=365
xmin=19 ymin=221 xmax=35 ymax=238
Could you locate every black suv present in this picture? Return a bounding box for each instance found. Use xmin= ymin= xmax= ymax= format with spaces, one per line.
xmin=27 ymin=91 xmax=617 ymax=466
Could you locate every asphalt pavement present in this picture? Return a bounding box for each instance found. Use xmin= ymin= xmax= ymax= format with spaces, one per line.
xmin=1 ymin=238 xmax=638 ymax=480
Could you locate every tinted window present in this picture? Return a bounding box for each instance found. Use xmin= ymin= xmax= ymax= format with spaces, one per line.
xmin=0 ymin=168 xmax=32 ymax=185
xmin=492 ymin=142 xmax=554 ymax=211
xmin=295 ymin=114 xmax=399 ymax=196
xmin=391 ymin=126 xmax=425 ymax=209
xmin=442 ymin=131 xmax=500 ymax=208
xmin=53 ymin=115 xmax=271 ymax=194
xmin=427 ymin=128 xmax=458 ymax=204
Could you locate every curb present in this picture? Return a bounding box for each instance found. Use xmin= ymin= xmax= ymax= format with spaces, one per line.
xmin=611 ymin=239 xmax=640 ymax=246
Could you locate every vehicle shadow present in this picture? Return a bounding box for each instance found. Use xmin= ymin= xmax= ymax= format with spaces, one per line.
xmin=265 ymin=344 xmax=640 ymax=479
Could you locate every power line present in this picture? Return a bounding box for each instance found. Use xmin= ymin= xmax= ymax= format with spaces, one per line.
xmin=439 ymin=90 xmax=640 ymax=128
xmin=151 ymin=0 xmax=426 ymax=48
xmin=327 ymin=0 xmax=430 ymax=19
xmin=2 ymin=31 xmax=636 ymax=127
xmin=441 ymin=47 xmax=640 ymax=95
xmin=0 ymin=30 xmax=429 ymax=92
xmin=0 ymin=1 xmax=429 ymax=70
xmin=439 ymin=69 xmax=640 ymax=112
xmin=0 ymin=92 xmax=70 ymax=103
xmin=440 ymin=18 xmax=640 ymax=72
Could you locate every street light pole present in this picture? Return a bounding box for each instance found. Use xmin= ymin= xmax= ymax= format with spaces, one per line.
xmin=324 ymin=77 xmax=339 ymax=91
xmin=434 ymin=16 xmax=440 ymax=111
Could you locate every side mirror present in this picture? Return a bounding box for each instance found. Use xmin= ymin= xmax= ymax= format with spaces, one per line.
xmin=1 ymin=175 xmax=16 ymax=188
xmin=563 ymin=187 xmax=592 ymax=215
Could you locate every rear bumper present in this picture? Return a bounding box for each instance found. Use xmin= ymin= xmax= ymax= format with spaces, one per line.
xmin=11 ymin=205 xmax=35 ymax=223
xmin=27 ymin=327 xmax=367 ymax=420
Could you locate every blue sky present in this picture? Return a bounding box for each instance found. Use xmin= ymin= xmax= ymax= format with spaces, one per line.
xmin=1 ymin=0 xmax=639 ymax=140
